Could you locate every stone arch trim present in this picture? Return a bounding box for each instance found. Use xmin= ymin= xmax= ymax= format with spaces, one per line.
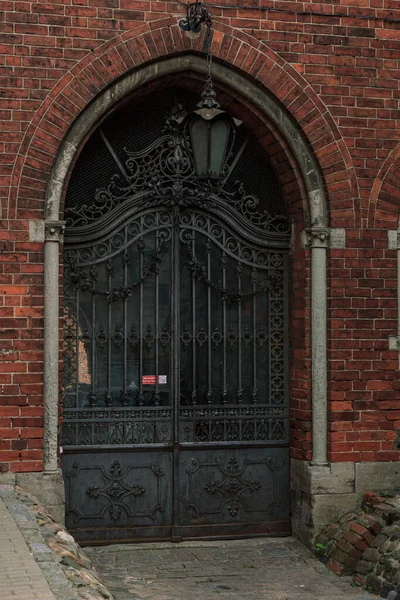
xmin=368 ymin=142 xmax=400 ymax=229
xmin=10 ymin=18 xmax=358 ymax=229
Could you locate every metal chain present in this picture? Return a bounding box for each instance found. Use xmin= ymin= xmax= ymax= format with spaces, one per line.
xmin=69 ymin=240 xmax=165 ymax=303
xmin=185 ymin=242 xmax=280 ymax=302
xmin=205 ymin=16 xmax=213 ymax=78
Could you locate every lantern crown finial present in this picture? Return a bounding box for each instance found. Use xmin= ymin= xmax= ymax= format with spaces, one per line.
xmin=193 ymin=75 xmax=225 ymax=122
xmin=198 ymin=76 xmax=219 ymax=110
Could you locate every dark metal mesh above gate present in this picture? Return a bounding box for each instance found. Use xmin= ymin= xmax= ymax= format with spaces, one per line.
xmin=65 ymin=88 xmax=289 ymax=232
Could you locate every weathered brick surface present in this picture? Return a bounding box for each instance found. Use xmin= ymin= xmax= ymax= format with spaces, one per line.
xmin=316 ymin=492 xmax=400 ymax=598
xmin=0 ymin=0 xmax=399 ymax=470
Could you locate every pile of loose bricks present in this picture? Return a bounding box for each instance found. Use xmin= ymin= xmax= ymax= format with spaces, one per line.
xmin=316 ymin=492 xmax=400 ymax=598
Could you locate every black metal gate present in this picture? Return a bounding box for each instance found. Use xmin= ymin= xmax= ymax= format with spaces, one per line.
xmin=61 ymin=93 xmax=290 ymax=543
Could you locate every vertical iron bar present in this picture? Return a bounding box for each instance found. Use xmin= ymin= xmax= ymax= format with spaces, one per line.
xmin=252 ymin=268 xmax=257 ymax=404
xmin=222 ymin=251 xmax=227 ymax=403
xmin=107 ymin=262 xmax=112 ymax=406
xmin=237 ymin=262 xmax=242 ymax=404
xmin=139 ymin=235 xmax=144 ymax=406
xmin=155 ymin=230 xmax=160 ymax=406
xmin=90 ymin=276 xmax=96 ymax=407
xmin=191 ymin=234 xmax=196 ymax=405
xmin=172 ymin=207 xmax=180 ymax=441
xmin=207 ymin=239 xmax=212 ymax=404
xmin=268 ymin=262 xmax=272 ymax=409
xmin=122 ymin=252 xmax=128 ymax=406
xmin=283 ymin=252 xmax=290 ymax=442
xmin=172 ymin=206 xmax=181 ymax=541
xmin=75 ymin=288 xmax=80 ymax=405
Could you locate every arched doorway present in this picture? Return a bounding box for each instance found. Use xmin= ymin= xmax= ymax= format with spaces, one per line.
xmin=61 ymin=84 xmax=291 ymax=544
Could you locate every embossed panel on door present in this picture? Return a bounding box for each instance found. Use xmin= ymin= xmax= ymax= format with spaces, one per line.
xmin=178 ymin=448 xmax=289 ymax=537
xmin=63 ymin=451 xmax=173 ymax=543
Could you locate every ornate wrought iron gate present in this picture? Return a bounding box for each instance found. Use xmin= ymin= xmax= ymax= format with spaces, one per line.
xmin=61 ymin=94 xmax=290 ymax=543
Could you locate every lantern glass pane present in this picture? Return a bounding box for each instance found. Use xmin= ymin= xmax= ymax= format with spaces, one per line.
xmin=209 ymin=118 xmax=230 ymax=180
xmin=189 ymin=118 xmax=209 ymax=179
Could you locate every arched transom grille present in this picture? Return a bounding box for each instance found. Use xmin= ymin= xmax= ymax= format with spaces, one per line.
xmin=64 ymin=88 xmax=289 ymax=235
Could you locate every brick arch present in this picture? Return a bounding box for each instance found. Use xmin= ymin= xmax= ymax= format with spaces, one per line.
xmin=9 ymin=18 xmax=359 ymax=229
xmin=368 ymin=142 xmax=400 ymax=229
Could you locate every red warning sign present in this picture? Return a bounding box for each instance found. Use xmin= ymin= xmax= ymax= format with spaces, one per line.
xmin=142 ymin=375 xmax=167 ymax=385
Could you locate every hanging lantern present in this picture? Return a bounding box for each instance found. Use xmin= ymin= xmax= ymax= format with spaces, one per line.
xmin=186 ymin=76 xmax=241 ymax=181
xmin=178 ymin=1 xmax=241 ymax=181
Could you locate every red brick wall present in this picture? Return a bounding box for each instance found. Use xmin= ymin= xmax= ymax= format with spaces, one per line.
xmin=0 ymin=0 xmax=399 ymax=471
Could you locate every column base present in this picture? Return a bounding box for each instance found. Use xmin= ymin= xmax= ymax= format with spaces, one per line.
xmin=291 ymin=459 xmax=400 ymax=548
xmin=291 ymin=459 xmax=359 ymax=548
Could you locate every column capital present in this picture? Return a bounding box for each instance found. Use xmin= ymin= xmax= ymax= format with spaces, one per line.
xmin=45 ymin=220 xmax=66 ymax=242
xmin=389 ymin=335 xmax=400 ymax=351
xmin=305 ymin=227 xmax=330 ymax=248
xmin=388 ymin=230 xmax=400 ymax=250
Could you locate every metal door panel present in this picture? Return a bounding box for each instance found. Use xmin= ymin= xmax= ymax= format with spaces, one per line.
xmin=63 ymin=450 xmax=173 ymax=543
xmin=178 ymin=448 xmax=289 ymax=531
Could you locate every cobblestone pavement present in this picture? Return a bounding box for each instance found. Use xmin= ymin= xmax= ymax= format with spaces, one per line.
xmin=0 ymin=497 xmax=55 ymax=600
xmin=86 ymin=537 xmax=379 ymax=600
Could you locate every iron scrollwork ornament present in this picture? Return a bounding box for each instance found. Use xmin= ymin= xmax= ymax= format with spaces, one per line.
xmin=65 ymin=106 xmax=290 ymax=234
xmin=204 ymin=457 xmax=261 ymax=518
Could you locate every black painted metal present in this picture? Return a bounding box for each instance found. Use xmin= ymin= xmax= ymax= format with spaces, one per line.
xmin=62 ymin=98 xmax=290 ymax=543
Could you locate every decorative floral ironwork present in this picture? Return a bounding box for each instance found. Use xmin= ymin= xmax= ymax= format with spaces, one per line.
xmin=256 ymin=328 xmax=268 ymax=347
xmin=242 ymin=326 xmax=253 ymax=348
xmin=184 ymin=456 xmax=272 ymax=520
xmin=159 ymin=326 xmax=171 ymax=349
xmin=144 ymin=324 xmax=155 ymax=350
xmin=128 ymin=324 xmax=139 ymax=349
xmin=196 ymin=327 xmax=207 ymax=347
xmin=86 ymin=460 xmax=145 ymax=520
xmin=95 ymin=325 xmax=107 ymax=349
xmin=112 ymin=323 xmax=123 ymax=348
xmin=227 ymin=325 xmax=238 ymax=348
xmin=203 ymin=458 xmax=261 ymax=518
xmin=181 ymin=326 xmax=192 ymax=348
xmin=211 ymin=327 xmax=223 ymax=349
xmin=65 ymin=108 xmax=290 ymax=234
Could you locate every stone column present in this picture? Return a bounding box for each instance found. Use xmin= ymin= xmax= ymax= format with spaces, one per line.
xmin=388 ymin=230 xmax=400 ymax=366
xmin=308 ymin=228 xmax=329 ymax=466
xmin=43 ymin=221 xmax=65 ymax=474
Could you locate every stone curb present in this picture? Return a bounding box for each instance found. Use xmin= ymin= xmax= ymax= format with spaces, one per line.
xmin=0 ymin=483 xmax=115 ymax=600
